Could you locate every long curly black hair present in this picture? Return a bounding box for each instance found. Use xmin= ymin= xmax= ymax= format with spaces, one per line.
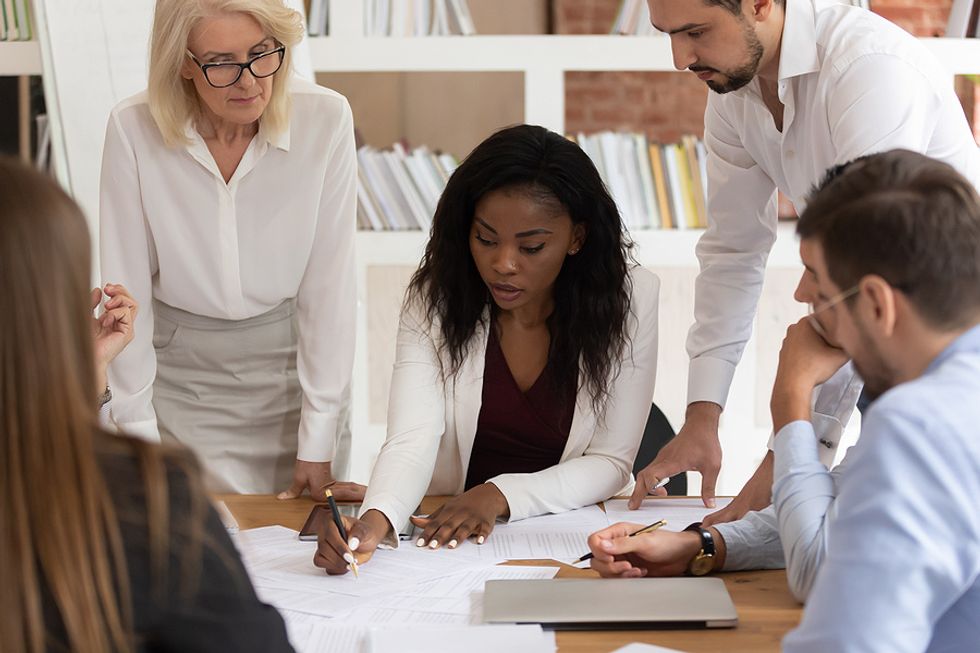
xmin=406 ymin=124 xmax=635 ymax=416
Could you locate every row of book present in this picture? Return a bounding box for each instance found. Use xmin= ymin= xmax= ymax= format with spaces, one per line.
xmin=611 ymin=0 xmax=869 ymax=36
xmin=356 ymin=143 xmax=459 ymax=231
xmin=573 ymin=131 xmax=708 ymax=231
xmin=355 ymin=132 xmax=711 ymax=232
xmin=364 ymin=0 xmax=476 ymax=37
xmin=0 ymin=0 xmax=32 ymax=41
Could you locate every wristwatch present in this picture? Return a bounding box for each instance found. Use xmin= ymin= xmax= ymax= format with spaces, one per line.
xmin=97 ymin=385 xmax=112 ymax=409
xmin=683 ymin=522 xmax=715 ymax=576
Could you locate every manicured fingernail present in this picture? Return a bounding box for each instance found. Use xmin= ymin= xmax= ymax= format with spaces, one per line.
xmin=276 ymin=492 xmax=288 ymax=500
xmin=343 ymin=552 xmax=355 ymax=564
xmin=477 ymin=535 xmax=485 ymax=545
xmin=348 ymin=537 xmax=360 ymax=551
xmin=707 ymin=499 xmax=716 ymax=508
xmin=416 ymin=538 xmax=426 ymax=547
xmin=428 ymin=539 xmax=439 ymax=549
xmin=448 ymin=539 xmax=458 ymax=549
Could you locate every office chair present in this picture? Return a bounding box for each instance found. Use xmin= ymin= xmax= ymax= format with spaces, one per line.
xmin=632 ymin=403 xmax=688 ymax=496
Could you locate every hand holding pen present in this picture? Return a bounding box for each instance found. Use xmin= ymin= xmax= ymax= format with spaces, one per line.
xmin=574 ymin=520 xmax=667 ymax=563
xmin=313 ymin=490 xmax=372 ymax=577
xmin=586 ymin=520 xmax=706 ymax=579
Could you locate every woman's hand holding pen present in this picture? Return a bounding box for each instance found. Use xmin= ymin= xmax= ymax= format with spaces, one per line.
xmin=410 ymin=483 xmax=509 ymax=550
xmin=587 ymin=522 xmax=706 ymax=579
xmin=313 ymin=510 xmax=388 ymax=576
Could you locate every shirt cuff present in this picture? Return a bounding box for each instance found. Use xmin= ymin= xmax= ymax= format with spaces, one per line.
xmin=773 ymin=420 xmax=820 ymax=481
xmin=297 ymin=410 xmax=338 ymax=462
xmin=687 ymin=356 xmax=737 ymax=409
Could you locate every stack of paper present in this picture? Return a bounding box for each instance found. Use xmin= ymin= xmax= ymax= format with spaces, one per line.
xmin=234 ymin=524 xmax=561 ymax=653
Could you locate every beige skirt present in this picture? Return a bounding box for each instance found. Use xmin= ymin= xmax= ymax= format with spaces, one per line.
xmin=151 ymin=298 xmax=350 ymax=494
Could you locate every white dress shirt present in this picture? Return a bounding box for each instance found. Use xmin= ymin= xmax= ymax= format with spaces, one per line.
xmin=361 ymin=268 xmax=660 ymax=535
xmin=689 ymin=0 xmax=980 ymax=407
xmin=776 ymin=326 xmax=980 ymax=652
xmin=714 ymin=362 xmax=862 ymax=600
xmin=99 ymin=77 xmax=357 ymax=462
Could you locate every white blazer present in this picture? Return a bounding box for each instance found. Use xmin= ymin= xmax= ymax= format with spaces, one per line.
xmin=361 ymin=267 xmax=660 ymax=533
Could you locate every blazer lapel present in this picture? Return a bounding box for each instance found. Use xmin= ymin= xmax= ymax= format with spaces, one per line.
xmin=453 ymin=313 xmax=491 ymax=476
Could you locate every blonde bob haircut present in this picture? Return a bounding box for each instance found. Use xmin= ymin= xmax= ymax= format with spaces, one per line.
xmin=148 ymin=0 xmax=305 ymax=148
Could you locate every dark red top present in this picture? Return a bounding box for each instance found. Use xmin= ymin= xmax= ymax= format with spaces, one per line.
xmin=464 ymin=325 xmax=578 ymax=490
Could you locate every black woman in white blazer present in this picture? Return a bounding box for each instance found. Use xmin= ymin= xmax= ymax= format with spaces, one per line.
xmin=315 ymin=125 xmax=660 ymax=575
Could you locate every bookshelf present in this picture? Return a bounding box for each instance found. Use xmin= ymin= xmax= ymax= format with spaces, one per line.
xmin=4 ymin=2 xmax=980 ymax=492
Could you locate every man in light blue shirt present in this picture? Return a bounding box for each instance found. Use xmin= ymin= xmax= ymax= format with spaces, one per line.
xmin=590 ymin=150 xmax=980 ymax=651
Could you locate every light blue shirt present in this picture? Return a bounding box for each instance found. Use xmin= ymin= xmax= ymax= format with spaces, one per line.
xmin=715 ymin=361 xmax=863 ymax=601
xmin=776 ymin=325 xmax=980 ymax=652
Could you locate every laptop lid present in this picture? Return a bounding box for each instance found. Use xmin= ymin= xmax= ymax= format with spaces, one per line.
xmin=482 ymin=578 xmax=738 ymax=631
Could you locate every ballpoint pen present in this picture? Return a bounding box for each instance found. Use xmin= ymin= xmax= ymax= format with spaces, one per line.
xmin=325 ymin=489 xmax=359 ymax=578
xmin=574 ymin=519 xmax=667 ymax=563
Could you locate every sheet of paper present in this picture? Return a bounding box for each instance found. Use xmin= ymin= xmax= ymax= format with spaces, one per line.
xmin=426 ymin=505 xmax=611 ymax=563
xmin=280 ymin=609 xmax=366 ymax=653
xmin=365 ymin=624 xmax=556 ymax=653
xmin=602 ymin=498 xmax=733 ymax=532
xmin=344 ymin=566 xmax=560 ymax=625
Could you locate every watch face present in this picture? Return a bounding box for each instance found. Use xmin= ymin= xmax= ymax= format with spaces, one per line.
xmin=690 ymin=554 xmax=714 ymax=576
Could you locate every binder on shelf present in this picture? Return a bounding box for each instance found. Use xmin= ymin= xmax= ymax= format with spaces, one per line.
xmin=360 ymin=0 xmax=476 ymax=37
xmin=947 ymin=0 xmax=979 ymax=38
xmin=307 ymin=0 xmax=328 ymax=37
xmin=648 ymin=144 xmax=673 ymax=230
xmin=610 ymin=0 xmax=659 ymax=36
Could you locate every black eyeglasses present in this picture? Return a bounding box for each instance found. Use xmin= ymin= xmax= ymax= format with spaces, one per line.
xmin=187 ymin=45 xmax=285 ymax=89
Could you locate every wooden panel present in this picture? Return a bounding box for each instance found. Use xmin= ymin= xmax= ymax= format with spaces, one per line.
xmin=754 ymin=267 xmax=807 ymax=429
xmin=645 ymin=266 xmax=698 ymax=432
xmin=366 ymin=265 xmax=416 ymax=423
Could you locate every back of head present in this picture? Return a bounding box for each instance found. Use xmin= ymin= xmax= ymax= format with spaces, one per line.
xmin=798 ymin=150 xmax=980 ymax=331
xmin=0 ymin=158 xmax=129 ymax=652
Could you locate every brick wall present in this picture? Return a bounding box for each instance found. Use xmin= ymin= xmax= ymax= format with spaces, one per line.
xmin=559 ymin=0 xmax=977 ymax=143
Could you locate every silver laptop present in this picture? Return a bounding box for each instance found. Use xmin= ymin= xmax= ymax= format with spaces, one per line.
xmin=482 ymin=578 xmax=738 ymax=631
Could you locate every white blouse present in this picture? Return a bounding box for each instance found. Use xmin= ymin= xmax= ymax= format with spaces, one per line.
xmin=99 ymin=77 xmax=357 ymax=463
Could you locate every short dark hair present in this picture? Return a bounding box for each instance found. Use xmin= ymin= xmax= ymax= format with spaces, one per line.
xmin=797 ymin=150 xmax=980 ymax=330
xmin=703 ymin=0 xmax=784 ymax=15
xmin=407 ymin=124 xmax=634 ymax=416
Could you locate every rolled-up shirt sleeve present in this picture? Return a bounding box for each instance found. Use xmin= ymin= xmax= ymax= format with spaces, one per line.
xmin=294 ymin=98 xmax=357 ymax=462
xmin=100 ymin=109 xmax=161 ymax=442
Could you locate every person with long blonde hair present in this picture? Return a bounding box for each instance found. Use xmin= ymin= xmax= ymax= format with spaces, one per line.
xmin=100 ymin=0 xmax=361 ymax=499
xmin=0 ymin=157 xmax=293 ymax=652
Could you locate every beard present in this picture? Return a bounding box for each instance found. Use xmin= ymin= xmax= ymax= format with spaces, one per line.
xmin=850 ymin=315 xmax=899 ymax=402
xmin=691 ymin=21 xmax=765 ymax=94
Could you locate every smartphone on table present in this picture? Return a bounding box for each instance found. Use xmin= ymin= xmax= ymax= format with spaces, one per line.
xmin=299 ymin=503 xmax=359 ymax=541
xmin=298 ymin=503 xmax=423 ymax=542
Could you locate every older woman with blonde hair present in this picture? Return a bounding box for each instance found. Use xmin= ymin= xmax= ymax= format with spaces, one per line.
xmin=0 ymin=157 xmax=293 ymax=652
xmin=100 ymin=0 xmax=361 ymax=499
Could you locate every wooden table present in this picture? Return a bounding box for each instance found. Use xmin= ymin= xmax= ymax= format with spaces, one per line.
xmin=220 ymin=495 xmax=802 ymax=653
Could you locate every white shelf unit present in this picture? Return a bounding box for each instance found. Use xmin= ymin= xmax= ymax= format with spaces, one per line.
xmin=4 ymin=5 xmax=980 ymax=491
